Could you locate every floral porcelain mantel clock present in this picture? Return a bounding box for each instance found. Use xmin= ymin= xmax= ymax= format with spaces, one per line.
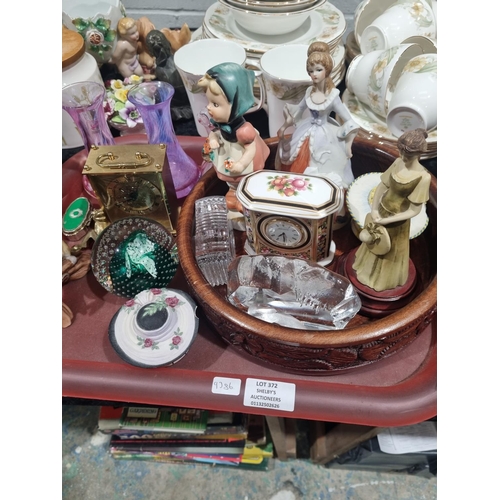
xmin=235 ymin=171 xmax=343 ymax=266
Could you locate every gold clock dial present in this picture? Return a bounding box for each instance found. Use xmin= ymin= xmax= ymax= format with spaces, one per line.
xmin=107 ymin=175 xmax=162 ymax=215
xmin=260 ymin=217 xmax=309 ymax=249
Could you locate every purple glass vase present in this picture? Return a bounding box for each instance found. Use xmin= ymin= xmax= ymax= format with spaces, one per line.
xmin=62 ymin=81 xmax=115 ymax=200
xmin=128 ymin=81 xmax=201 ymax=199
xmin=62 ymin=81 xmax=115 ymax=151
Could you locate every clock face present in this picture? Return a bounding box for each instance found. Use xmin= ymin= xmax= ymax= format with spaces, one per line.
xmin=107 ymin=175 xmax=162 ymax=215
xmin=260 ymin=217 xmax=309 ymax=249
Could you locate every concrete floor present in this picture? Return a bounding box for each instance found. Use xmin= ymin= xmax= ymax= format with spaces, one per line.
xmin=62 ymin=405 xmax=437 ymax=500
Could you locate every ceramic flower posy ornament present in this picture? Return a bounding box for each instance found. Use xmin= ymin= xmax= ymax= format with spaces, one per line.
xmin=104 ymin=76 xmax=144 ymax=129
xmin=72 ymin=17 xmax=117 ymax=64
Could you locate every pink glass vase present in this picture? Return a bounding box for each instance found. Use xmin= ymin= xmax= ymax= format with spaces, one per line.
xmin=128 ymin=81 xmax=201 ymax=199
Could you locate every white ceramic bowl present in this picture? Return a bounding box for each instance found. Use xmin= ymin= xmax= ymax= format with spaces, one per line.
xmin=225 ymin=0 xmax=323 ymax=14
xmin=219 ymin=0 xmax=316 ymax=35
xmin=386 ymin=53 xmax=437 ymax=137
xmin=345 ymin=43 xmax=423 ymax=118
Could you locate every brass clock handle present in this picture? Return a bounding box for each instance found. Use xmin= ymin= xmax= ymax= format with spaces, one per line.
xmin=95 ymin=151 xmax=153 ymax=169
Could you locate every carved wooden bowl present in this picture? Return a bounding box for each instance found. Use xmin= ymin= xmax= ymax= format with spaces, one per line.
xmin=176 ymin=135 xmax=437 ymax=374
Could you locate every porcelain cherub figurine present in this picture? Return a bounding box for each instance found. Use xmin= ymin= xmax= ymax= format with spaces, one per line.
xmin=352 ymin=128 xmax=431 ymax=292
xmin=112 ymin=17 xmax=153 ymax=80
xmin=276 ymin=41 xmax=359 ymax=189
xmin=198 ymin=62 xmax=270 ymax=227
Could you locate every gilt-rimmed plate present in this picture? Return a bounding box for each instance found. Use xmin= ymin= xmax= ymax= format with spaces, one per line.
xmin=203 ymin=1 xmax=345 ymax=55
xmin=109 ymin=288 xmax=199 ymax=368
xmin=346 ymin=172 xmax=429 ymax=240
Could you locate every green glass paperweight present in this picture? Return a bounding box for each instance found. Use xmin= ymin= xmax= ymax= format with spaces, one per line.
xmin=109 ymin=230 xmax=178 ymax=298
xmin=91 ymin=217 xmax=178 ymax=299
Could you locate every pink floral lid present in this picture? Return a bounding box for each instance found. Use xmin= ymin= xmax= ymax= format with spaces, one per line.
xmin=236 ymin=171 xmax=343 ymax=219
xmin=109 ymin=288 xmax=199 ymax=368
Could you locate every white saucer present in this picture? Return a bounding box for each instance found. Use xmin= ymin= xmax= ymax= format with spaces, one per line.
xmin=340 ymin=89 xmax=437 ymax=158
xmin=109 ymin=288 xmax=199 ymax=368
xmin=203 ymin=1 xmax=345 ymax=56
xmin=346 ymin=172 xmax=429 ymax=240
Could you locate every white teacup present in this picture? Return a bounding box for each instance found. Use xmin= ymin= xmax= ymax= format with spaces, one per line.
xmin=259 ymin=44 xmax=312 ymax=137
xmin=345 ymin=43 xmax=423 ymax=118
xmin=360 ymin=0 xmax=436 ymax=54
xmin=386 ymin=53 xmax=437 ymax=137
xmin=174 ymin=39 xmax=262 ymax=136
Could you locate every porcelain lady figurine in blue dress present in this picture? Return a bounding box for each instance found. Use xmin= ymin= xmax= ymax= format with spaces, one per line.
xmin=277 ymin=42 xmax=359 ymax=189
xmin=198 ymin=62 xmax=270 ymax=224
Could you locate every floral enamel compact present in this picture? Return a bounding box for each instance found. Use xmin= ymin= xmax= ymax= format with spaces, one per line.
xmin=108 ymin=288 xmax=199 ymax=368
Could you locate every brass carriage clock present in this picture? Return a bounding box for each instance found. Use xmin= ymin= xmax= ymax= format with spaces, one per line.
xmin=82 ymin=144 xmax=175 ymax=234
xmin=236 ymin=171 xmax=343 ymax=266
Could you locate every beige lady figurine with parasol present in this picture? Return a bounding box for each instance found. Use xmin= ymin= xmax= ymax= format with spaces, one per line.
xmin=276 ymin=41 xmax=359 ymax=189
xmin=352 ymin=128 xmax=431 ymax=292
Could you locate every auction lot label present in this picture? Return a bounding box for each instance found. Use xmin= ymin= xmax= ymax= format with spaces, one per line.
xmin=243 ymin=378 xmax=296 ymax=412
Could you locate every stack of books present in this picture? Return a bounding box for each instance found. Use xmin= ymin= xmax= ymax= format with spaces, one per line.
xmin=98 ymin=406 xmax=273 ymax=468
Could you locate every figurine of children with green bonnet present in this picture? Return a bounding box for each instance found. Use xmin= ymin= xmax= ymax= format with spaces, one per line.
xmin=198 ymin=63 xmax=270 ymax=224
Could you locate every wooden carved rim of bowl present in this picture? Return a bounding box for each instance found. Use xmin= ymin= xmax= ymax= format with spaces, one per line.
xmin=177 ymin=135 xmax=437 ymax=374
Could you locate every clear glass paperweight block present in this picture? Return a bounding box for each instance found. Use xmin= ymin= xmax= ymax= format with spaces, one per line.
xmin=227 ymin=255 xmax=362 ymax=330
xmin=194 ymin=196 xmax=236 ymax=287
